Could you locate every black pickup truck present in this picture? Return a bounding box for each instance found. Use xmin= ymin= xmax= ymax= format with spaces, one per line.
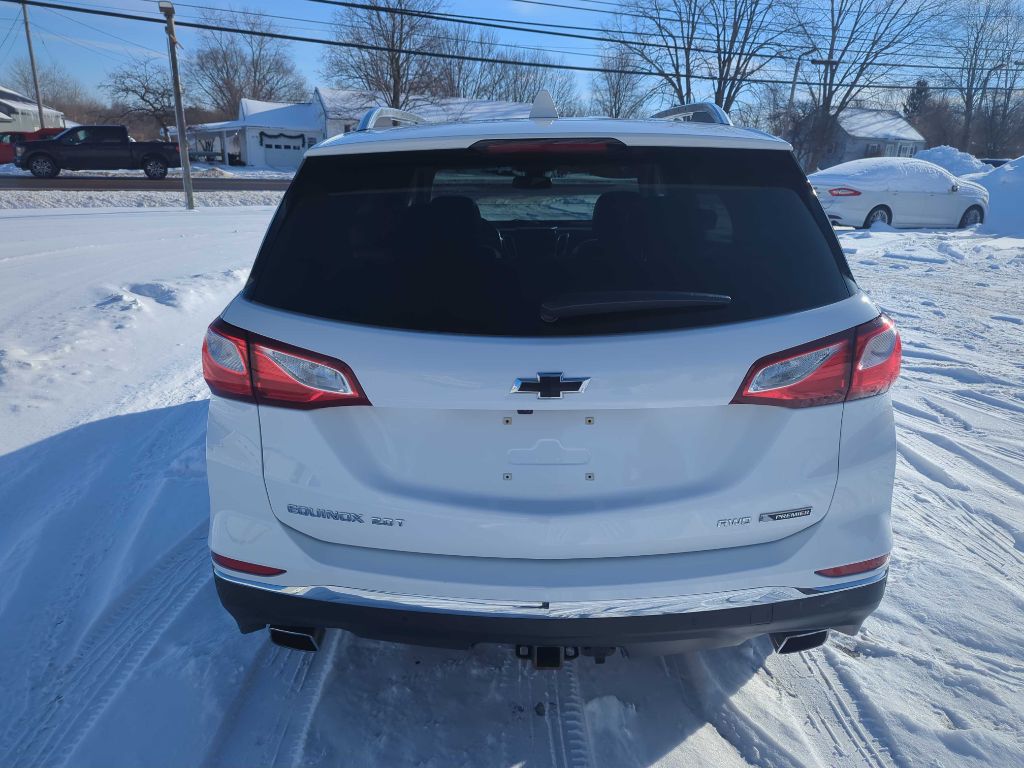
xmin=14 ymin=125 xmax=181 ymax=179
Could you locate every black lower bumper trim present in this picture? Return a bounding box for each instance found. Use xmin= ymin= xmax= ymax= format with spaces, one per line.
xmin=215 ymin=575 xmax=886 ymax=651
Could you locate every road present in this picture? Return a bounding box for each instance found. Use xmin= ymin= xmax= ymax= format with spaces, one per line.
xmin=0 ymin=175 xmax=291 ymax=191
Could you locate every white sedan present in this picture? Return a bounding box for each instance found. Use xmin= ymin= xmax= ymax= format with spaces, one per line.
xmin=809 ymin=158 xmax=988 ymax=229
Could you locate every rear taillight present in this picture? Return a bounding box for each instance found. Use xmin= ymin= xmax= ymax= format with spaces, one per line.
xmin=732 ymin=314 xmax=901 ymax=408
xmin=212 ymin=552 xmax=286 ymax=576
xmin=249 ymin=337 xmax=369 ymax=408
xmin=201 ymin=318 xmax=370 ymax=409
xmin=816 ymin=553 xmax=889 ymax=577
xmin=202 ymin=319 xmax=253 ymax=402
xmin=828 ymin=187 xmax=861 ymax=196
xmin=848 ymin=315 xmax=902 ymax=400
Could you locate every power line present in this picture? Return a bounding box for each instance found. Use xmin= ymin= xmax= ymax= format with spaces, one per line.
xmin=172 ymin=3 xmax=596 ymax=61
xmin=0 ymin=0 xmax=663 ymax=76
xmin=37 ymin=0 xmax=1021 ymax=63
xmin=0 ymin=0 xmax=1018 ymax=93
xmin=501 ymin=0 xmax=1018 ymax=61
xmin=0 ymin=6 xmax=21 ymax=69
xmin=32 ymin=18 xmax=124 ymax=63
xmin=507 ymin=0 xmax=1024 ymax=25
xmin=45 ymin=5 xmax=165 ymax=56
xmin=300 ymin=0 xmax=1010 ymax=73
xmin=12 ymin=0 xmax=1001 ymax=76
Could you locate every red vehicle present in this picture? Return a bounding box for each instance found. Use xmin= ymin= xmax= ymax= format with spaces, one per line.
xmin=0 ymin=128 xmax=63 ymax=164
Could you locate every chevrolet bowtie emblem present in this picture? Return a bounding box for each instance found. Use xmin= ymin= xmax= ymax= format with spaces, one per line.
xmin=511 ymin=372 xmax=590 ymax=399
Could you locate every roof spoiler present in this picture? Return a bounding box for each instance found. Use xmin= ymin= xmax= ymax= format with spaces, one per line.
xmin=355 ymin=106 xmax=428 ymax=132
xmin=650 ymin=102 xmax=732 ymax=126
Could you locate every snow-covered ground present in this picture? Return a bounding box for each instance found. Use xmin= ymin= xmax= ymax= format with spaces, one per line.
xmin=0 ymin=191 xmax=284 ymax=209
xmin=0 ymin=162 xmax=294 ymax=179
xmin=0 ymin=208 xmax=1022 ymax=767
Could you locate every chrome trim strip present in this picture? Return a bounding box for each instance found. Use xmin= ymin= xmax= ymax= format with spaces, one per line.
xmin=799 ymin=569 xmax=888 ymax=594
xmin=213 ymin=567 xmax=880 ymax=620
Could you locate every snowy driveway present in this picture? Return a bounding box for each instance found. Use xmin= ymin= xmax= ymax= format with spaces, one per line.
xmin=0 ymin=208 xmax=1021 ymax=767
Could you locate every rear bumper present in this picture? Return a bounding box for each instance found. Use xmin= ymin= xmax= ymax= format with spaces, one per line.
xmin=214 ymin=569 xmax=886 ymax=652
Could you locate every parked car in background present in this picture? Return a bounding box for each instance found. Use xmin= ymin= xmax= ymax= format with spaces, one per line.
xmin=810 ymin=158 xmax=988 ymax=229
xmin=203 ymin=100 xmax=900 ymax=667
xmin=0 ymin=127 xmax=62 ymax=164
xmin=13 ymin=125 xmax=181 ymax=179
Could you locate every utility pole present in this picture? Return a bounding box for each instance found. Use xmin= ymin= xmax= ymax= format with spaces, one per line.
xmin=810 ymin=58 xmax=842 ymax=89
xmin=21 ymin=2 xmax=45 ymax=130
xmin=158 ymin=1 xmax=194 ymax=210
xmin=788 ymin=48 xmax=819 ymax=113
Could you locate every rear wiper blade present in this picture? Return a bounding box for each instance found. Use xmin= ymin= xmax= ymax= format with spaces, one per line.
xmin=540 ymin=290 xmax=731 ymax=323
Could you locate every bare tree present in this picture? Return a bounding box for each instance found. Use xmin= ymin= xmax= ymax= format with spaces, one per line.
xmin=704 ymin=0 xmax=788 ymax=112
xmin=3 ymin=57 xmax=104 ymax=119
xmin=606 ymin=0 xmax=704 ymax=106
xmin=975 ymin=8 xmax=1024 ymax=156
xmin=737 ymin=81 xmax=819 ymax=146
xmin=322 ymin=0 xmax=442 ymax=108
xmin=590 ymin=47 xmax=653 ymax=117
xmin=941 ymin=0 xmax=1020 ymax=152
xmin=102 ymin=58 xmax=176 ymax=135
xmin=790 ymin=0 xmax=932 ymax=168
xmin=426 ymin=26 xmax=504 ymax=99
xmin=481 ymin=50 xmax=582 ymax=113
xmin=186 ymin=8 xmax=308 ymax=118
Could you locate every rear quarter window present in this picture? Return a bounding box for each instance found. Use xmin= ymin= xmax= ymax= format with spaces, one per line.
xmin=246 ymin=145 xmax=853 ymax=336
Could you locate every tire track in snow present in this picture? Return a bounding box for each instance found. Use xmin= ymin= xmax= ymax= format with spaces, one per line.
xmin=666 ymin=652 xmax=812 ymax=768
xmin=892 ymin=393 xmax=1024 ymax=592
xmin=1 ymin=527 xmax=210 ymax=768
xmin=552 ymin=663 xmax=595 ymax=768
xmin=530 ymin=662 xmax=595 ymax=768
xmin=911 ymin=427 xmax=1024 ymax=496
xmin=202 ymin=630 xmax=343 ymax=768
xmin=797 ymin=652 xmax=894 ymax=768
xmin=894 ymin=481 xmax=1024 ymax=594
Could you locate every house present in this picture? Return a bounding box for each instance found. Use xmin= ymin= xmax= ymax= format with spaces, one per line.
xmin=182 ymin=89 xmax=532 ymax=170
xmin=182 ymin=98 xmax=324 ymax=169
xmin=0 ymin=85 xmax=65 ymax=132
xmin=819 ymin=108 xmax=925 ymax=168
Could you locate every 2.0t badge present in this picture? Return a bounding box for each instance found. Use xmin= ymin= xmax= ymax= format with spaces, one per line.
xmin=287 ymin=504 xmax=404 ymax=528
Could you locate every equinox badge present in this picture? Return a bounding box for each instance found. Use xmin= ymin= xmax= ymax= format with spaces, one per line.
xmin=511 ymin=372 xmax=590 ymax=399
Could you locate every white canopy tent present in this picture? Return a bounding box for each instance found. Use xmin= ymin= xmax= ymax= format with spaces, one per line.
xmin=181 ymin=98 xmax=324 ymax=169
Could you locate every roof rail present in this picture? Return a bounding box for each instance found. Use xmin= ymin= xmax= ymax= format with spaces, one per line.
xmin=355 ymin=106 xmax=428 ymax=132
xmin=650 ymin=102 xmax=733 ymax=126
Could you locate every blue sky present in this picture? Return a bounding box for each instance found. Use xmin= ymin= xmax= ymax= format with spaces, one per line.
xmin=0 ymin=0 xmax=603 ymax=99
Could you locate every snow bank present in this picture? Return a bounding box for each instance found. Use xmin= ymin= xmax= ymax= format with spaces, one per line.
xmin=0 ymin=189 xmax=283 ymax=208
xmin=977 ymin=157 xmax=1024 ymax=235
xmin=915 ymin=146 xmax=994 ymax=177
xmin=1 ymin=163 xmax=293 ymax=179
xmin=186 ymin=164 xmax=293 ymax=179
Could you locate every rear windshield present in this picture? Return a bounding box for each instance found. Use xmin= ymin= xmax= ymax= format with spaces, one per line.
xmin=246 ymin=145 xmax=853 ymax=336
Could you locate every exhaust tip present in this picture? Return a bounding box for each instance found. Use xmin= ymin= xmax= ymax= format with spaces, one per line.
xmin=771 ymin=629 xmax=828 ymax=654
xmin=269 ymin=625 xmax=325 ymax=653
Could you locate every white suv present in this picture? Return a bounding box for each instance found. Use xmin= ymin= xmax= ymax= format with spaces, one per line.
xmin=203 ymin=101 xmax=900 ymax=667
